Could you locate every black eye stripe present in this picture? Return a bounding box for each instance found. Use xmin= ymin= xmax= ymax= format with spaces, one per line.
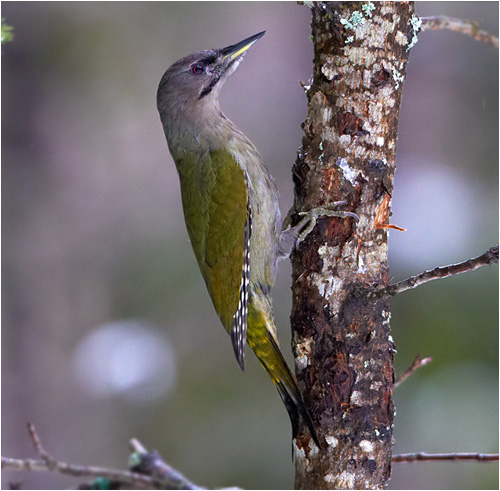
xmin=199 ymin=74 xmax=221 ymax=99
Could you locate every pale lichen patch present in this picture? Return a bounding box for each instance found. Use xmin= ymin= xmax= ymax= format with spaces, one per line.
xmin=337 ymin=471 xmax=356 ymax=488
xmin=407 ymin=13 xmax=422 ymax=51
xmin=294 ymin=442 xmax=306 ymax=460
xmin=321 ymin=54 xmax=337 ymax=81
xmin=339 ymin=134 xmax=352 ymax=148
xmin=295 ymin=338 xmax=314 ymax=370
xmin=344 ymin=46 xmax=377 ymax=68
xmin=391 ymin=66 xmax=405 ymax=90
xmin=322 ymin=106 xmax=333 ymax=125
xmin=324 ymin=472 xmax=335 ymax=483
xmin=356 ymin=208 xmax=372 ymax=232
xmin=368 ymin=98 xmax=384 ymax=125
xmin=350 ymin=390 xmax=364 ymax=406
xmin=294 ymin=442 xmax=312 ymax=473
xmin=395 ymin=30 xmax=407 ymax=46
xmin=320 ymin=126 xmax=340 ymax=147
xmin=321 ymin=63 xmax=337 ymax=80
xmin=353 ymin=143 xmax=369 ymax=159
xmin=362 ymin=2 xmax=376 ymax=18
xmin=357 ymin=254 xmax=366 ymax=274
xmin=364 ymin=17 xmax=397 ymax=48
xmin=296 ymin=355 xmax=308 ymax=370
xmin=337 ymin=157 xmax=358 ymax=185
xmin=317 ymin=276 xmax=344 ymax=312
xmin=319 ymin=244 xmax=340 ymax=258
xmin=380 ymin=2 xmax=395 ymax=15
xmin=359 ymin=439 xmax=374 ymax=454
xmin=380 ymin=17 xmax=399 ymax=36
xmin=309 ymin=441 xmax=320 ymax=456
xmin=362 ymin=69 xmax=371 ymax=88
xmin=340 ymin=10 xmax=366 ymax=31
xmin=326 ymin=434 xmax=339 ymax=448
xmin=342 ymin=68 xmax=364 ymax=89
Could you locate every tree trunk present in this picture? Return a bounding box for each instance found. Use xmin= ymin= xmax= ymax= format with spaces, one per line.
xmin=291 ymin=2 xmax=415 ymax=489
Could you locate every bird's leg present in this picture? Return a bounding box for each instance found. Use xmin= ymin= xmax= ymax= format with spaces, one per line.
xmin=296 ymin=201 xmax=359 ymax=242
xmin=278 ymin=201 xmax=358 ymax=259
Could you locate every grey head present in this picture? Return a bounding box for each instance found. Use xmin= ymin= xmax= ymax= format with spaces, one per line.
xmin=157 ymin=31 xmax=265 ymax=135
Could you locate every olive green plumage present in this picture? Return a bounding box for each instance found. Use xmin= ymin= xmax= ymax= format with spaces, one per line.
xmin=157 ymin=32 xmax=319 ymax=447
xmin=178 ymin=149 xmax=247 ymax=330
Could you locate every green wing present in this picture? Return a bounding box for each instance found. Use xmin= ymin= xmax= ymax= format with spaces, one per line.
xmin=177 ymin=149 xmax=248 ymax=344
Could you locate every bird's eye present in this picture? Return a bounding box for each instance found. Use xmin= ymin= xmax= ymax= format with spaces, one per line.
xmin=192 ymin=64 xmax=204 ymax=75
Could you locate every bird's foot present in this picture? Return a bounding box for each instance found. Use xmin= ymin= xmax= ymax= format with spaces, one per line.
xmin=295 ymin=201 xmax=358 ymax=243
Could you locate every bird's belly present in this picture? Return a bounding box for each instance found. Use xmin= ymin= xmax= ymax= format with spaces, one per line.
xmin=247 ymin=186 xmax=281 ymax=289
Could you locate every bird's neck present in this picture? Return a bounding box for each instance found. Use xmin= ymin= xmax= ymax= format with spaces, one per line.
xmin=162 ymin=98 xmax=237 ymax=162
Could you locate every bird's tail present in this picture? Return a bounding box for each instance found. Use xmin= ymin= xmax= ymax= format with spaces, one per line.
xmin=247 ymin=304 xmax=320 ymax=447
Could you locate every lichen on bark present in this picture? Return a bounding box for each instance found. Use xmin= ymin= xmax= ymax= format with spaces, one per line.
xmin=291 ymin=2 xmax=415 ymax=489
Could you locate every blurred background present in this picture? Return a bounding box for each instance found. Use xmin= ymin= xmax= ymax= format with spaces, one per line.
xmin=1 ymin=2 xmax=498 ymax=489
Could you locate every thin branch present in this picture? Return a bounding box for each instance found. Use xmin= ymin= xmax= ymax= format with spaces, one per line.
xmin=371 ymin=245 xmax=498 ymax=299
xmin=4 ymin=426 xmax=498 ymax=489
xmin=394 ymin=354 xmax=432 ymax=388
xmin=393 ymin=452 xmax=499 ymax=463
xmin=130 ymin=438 xmax=148 ymax=453
xmin=2 ymin=456 xmax=158 ymax=489
xmin=2 ymin=424 xmax=219 ymax=490
xmin=129 ymin=439 xmax=205 ymax=490
xmin=27 ymin=422 xmax=54 ymax=466
xmin=420 ymin=16 xmax=499 ymax=49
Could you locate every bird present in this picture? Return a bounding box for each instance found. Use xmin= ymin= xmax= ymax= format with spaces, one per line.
xmin=157 ymin=31 xmax=356 ymax=447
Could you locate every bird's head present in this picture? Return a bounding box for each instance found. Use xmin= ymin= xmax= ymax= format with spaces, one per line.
xmin=157 ymin=31 xmax=265 ymax=122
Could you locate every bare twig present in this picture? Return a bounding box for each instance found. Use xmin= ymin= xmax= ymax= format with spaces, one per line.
xmin=2 ymin=425 xmax=226 ymax=490
xmin=421 ymin=16 xmax=499 ymax=49
xmin=394 ymin=354 xmax=432 ymax=388
xmin=393 ymin=452 xmax=499 ymax=463
xmin=4 ymin=426 xmax=498 ymax=489
xmin=372 ymin=245 xmax=498 ymax=299
xmin=129 ymin=439 xmax=204 ymax=490
xmin=130 ymin=438 xmax=148 ymax=453
xmin=27 ymin=423 xmax=54 ymax=467
xmin=2 ymin=456 xmax=158 ymax=489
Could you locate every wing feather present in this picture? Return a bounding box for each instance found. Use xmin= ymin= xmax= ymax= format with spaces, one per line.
xmin=177 ymin=149 xmax=249 ymax=368
xmin=230 ymin=207 xmax=251 ymax=369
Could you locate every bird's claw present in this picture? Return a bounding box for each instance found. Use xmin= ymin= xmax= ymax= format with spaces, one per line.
xmin=296 ymin=201 xmax=358 ymax=243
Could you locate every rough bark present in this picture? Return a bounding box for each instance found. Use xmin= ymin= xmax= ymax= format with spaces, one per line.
xmin=291 ymin=2 xmax=415 ymax=489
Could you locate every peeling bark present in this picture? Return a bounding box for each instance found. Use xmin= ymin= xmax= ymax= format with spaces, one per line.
xmin=291 ymin=2 xmax=415 ymax=489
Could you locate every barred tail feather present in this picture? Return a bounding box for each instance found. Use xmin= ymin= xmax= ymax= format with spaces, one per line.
xmin=268 ymin=336 xmax=321 ymax=448
xmin=247 ymin=307 xmax=320 ymax=447
xmin=275 ymin=378 xmax=320 ymax=448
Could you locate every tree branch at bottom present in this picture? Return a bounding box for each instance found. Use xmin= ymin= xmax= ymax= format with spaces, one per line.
xmin=3 ymin=423 xmax=497 ymax=488
xmin=1 ymin=423 xmax=214 ymax=490
xmin=2 ymin=455 xmax=161 ymax=489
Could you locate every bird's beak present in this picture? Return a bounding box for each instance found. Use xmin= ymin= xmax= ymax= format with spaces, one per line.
xmin=221 ymin=31 xmax=265 ymax=62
